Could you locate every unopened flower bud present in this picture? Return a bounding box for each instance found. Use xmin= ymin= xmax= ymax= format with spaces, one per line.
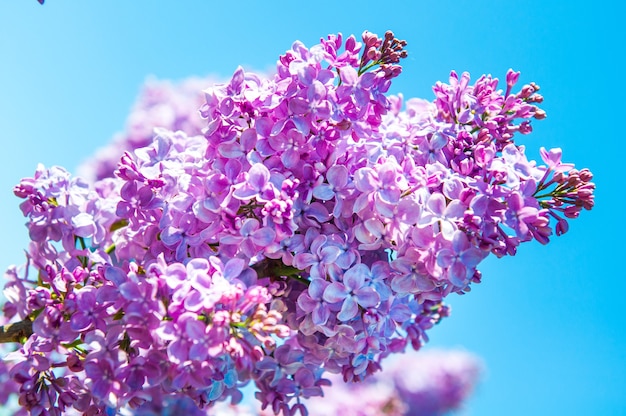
xmin=564 ymin=205 xmax=582 ymax=218
xmin=520 ymin=84 xmax=536 ymax=98
xmin=533 ymin=108 xmax=547 ymax=119
xmin=555 ymin=218 xmax=569 ymax=236
xmin=579 ymin=168 xmax=593 ymax=182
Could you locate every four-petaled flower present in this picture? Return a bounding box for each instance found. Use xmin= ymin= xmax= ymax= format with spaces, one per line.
xmin=323 ymin=264 xmax=381 ymax=321
xmin=436 ymin=230 xmax=484 ymax=287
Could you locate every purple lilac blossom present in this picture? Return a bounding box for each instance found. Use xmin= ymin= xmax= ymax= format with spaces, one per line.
xmin=0 ymin=29 xmax=594 ymax=416
xmin=0 ymin=343 xmax=27 ymax=415
xmin=386 ymin=349 xmax=482 ymax=415
xmin=300 ymin=348 xmax=482 ymax=416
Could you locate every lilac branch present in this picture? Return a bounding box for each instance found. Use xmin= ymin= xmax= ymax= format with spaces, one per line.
xmin=0 ymin=319 xmax=33 ymax=344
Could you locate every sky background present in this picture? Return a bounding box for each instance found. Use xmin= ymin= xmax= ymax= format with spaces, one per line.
xmin=0 ymin=1 xmax=624 ymax=415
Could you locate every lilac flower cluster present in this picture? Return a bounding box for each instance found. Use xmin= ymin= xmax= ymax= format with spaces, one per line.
xmin=300 ymin=348 xmax=481 ymax=416
xmin=0 ymin=29 xmax=594 ymax=416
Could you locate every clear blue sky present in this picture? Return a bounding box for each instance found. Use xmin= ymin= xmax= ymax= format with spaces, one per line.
xmin=0 ymin=1 xmax=623 ymax=415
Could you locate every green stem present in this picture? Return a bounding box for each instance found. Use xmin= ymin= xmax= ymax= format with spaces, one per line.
xmin=358 ymin=61 xmax=379 ymax=75
xmin=75 ymin=236 xmax=89 ymax=268
xmin=534 ymin=193 xmax=556 ymax=199
xmin=252 ymin=258 xmax=310 ymax=286
xmin=105 ymin=244 xmax=116 ymax=254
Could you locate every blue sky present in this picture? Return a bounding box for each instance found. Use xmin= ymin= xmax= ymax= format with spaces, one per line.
xmin=0 ymin=1 xmax=624 ymax=414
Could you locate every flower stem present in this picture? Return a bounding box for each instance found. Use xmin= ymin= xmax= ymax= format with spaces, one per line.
xmin=252 ymin=258 xmax=310 ymax=286
xmin=0 ymin=319 xmax=33 ymax=343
